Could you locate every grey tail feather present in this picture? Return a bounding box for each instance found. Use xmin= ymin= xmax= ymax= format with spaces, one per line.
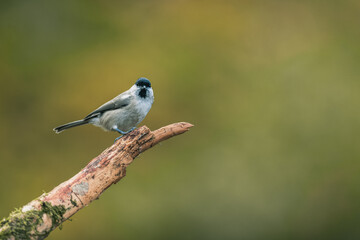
xmin=53 ymin=119 xmax=89 ymax=133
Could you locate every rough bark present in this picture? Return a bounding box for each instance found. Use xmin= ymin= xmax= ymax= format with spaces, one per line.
xmin=0 ymin=122 xmax=193 ymax=240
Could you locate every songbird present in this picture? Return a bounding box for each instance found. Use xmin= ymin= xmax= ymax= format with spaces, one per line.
xmin=53 ymin=77 xmax=154 ymax=141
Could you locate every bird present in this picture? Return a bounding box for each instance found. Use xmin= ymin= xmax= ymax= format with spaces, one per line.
xmin=53 ymin=77 xmax=154 ymax=141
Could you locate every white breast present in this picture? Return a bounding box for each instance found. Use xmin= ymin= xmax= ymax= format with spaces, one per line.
xmin=135 ymin=96 xmax=153 ymax=125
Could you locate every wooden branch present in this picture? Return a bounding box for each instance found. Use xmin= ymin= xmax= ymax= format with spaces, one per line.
xmin=0 ymin=122 xmax=193 ymax=240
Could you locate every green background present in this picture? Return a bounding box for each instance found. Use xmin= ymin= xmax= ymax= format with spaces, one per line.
xmin=1 ymin=1 xmax=359 ymax=239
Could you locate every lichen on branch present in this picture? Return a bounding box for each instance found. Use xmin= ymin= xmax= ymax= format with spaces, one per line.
xmin=0 ymin=200 xmax=66 ymax=240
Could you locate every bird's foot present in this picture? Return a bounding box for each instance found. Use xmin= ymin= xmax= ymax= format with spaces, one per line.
xmin=114 ymin=135 xmax=123 ymax=142
xmin=113 ymin=127 xmax=136 ymax=135
xmin=113 ymin=127 xmax=137 ymax=142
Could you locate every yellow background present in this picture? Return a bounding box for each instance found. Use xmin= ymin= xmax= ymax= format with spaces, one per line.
xmin=0 ymin=1 xmax=359 ymax=239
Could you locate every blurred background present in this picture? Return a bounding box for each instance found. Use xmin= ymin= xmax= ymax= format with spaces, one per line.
xmin=0 ymin=0 xmax=359 ymax=239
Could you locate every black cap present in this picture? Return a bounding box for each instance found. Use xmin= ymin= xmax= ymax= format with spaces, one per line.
xmin=135 ymin=77 xmax=151 ymax=88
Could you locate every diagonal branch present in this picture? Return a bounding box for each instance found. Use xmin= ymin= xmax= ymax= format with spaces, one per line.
xmin=0 ymin=122 xmax=193 ymax=240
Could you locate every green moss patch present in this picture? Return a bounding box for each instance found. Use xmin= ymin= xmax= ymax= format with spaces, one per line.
xmin=0 ymin=201 xmax=66 ymax=240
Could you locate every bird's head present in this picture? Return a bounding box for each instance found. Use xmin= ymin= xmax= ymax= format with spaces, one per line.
xmin=135 ymin=77 xmax=151 ymax=88
xmin=133 ymin=77 xmax=153 ymax=99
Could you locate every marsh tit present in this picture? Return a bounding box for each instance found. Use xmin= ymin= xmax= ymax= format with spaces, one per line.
xmin=53 ymin=77 xmax=154 ymax=140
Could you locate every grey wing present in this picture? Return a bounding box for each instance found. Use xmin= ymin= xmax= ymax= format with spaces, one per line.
xmin=84 ymin=93 xmax=132 ymax=120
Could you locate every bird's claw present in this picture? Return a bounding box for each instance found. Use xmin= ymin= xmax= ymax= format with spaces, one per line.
xmin=114 ymin=135 xmax=123 ymax=142
xmin=114 ymin=127 xmax=137 ymax=142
